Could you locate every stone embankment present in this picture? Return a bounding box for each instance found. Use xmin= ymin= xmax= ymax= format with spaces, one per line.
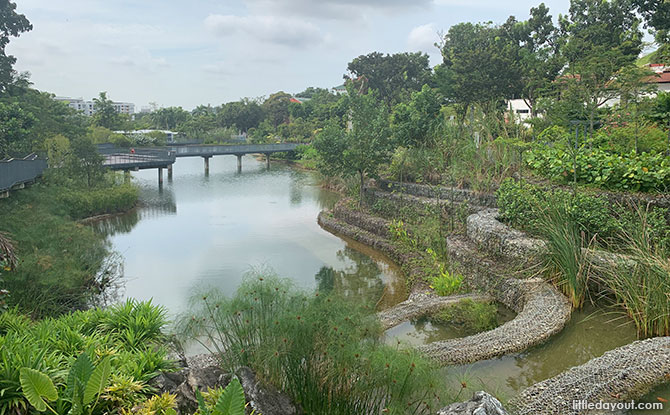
xmin=319 ymin=199 xmax=572 ymax=365
xmin=322 ymin=182 xmax=670 ymax=414
xmin=511 ymin=336 xmax=670 ymax=415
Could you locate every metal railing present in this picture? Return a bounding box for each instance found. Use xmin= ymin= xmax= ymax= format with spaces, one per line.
xmin=168 ymin=143 xmax=301 ymax=157
xmin=99 ymin=148 xmax=176 ymax=170
xmin=0 ymin=154 xmax=48 ymax=192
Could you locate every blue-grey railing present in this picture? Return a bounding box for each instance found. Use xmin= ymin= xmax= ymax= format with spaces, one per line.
xmin=168 ymin=143 xmax=300 ymax=157
xmin=99 ymin=147 xmax=176 ymax=170
xmin=0 ymin=154 xmax=48 ymax=192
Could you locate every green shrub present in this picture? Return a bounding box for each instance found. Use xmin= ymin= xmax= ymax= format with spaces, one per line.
xmin=177 ymin=274 xmax=445 ymax=415
xmin=526 ymin=142 xmax=670 ymax=192
xmin=0 ymin=303 xmax=173 ymax=415
xmin=430 ymin=299 xmax=499 ymax=335
xmin=496 ymin=179 xmax=670 ymax=253
xmin=59 ymin=184 xmax=138 ymax=220
xmin=427 ymin=248 xmax=462 ymax=296
xmin=195 ymin=379 xmax=249 ymax=415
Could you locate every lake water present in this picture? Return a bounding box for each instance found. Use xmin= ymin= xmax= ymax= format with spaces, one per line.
xmin=99 ymin=155 xmax=668 ymax=413
xmin=101 ymin=155 xmax=406 ymax=316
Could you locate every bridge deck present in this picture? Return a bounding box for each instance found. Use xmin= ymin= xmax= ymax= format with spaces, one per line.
xmin=99 ymin=143 xmax=301 ymax=171
xmin=169 ymin=143 xmax=300 ymax=157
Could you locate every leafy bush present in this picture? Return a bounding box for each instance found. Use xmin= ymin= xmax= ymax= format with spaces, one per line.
xmin=430 ymin=299 xmax=499 ymax=335
xmin=526 ymin=142 xmax=670 ymax=192
xmin=0 ymin=301 xmax=174 ymax=415
xmin=426 ymin=248 xmax=462 ymax=296
xmin=177 ymin=274 xmax=445 ymax=415
xmin=195 ymin=379 xmax=249 ymax=415
xmin=59 ymin=184 xmax=138 ymax=220
xmin=497 ymin=179 xmax=670 ymax=253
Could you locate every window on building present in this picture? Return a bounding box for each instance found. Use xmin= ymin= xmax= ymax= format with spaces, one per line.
xmin=516 ymin=109 xmax=530 ymax=114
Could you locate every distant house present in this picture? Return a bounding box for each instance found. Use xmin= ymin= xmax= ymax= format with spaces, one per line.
xmin=646 ymin=64 xmax=670 ymax=93
xmin=508 ymin=63 xmax=670 ymax=123
xmin=331 ymin=84 xmax=347 ymax=95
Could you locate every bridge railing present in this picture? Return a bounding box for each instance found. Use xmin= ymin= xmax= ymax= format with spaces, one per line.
xmin=168 ymin=143 xmax=300 ymax=156
xmin=99 ymin=147 xmax=176 ymax=168
xmin=0 ymin=154 xmax=48 ymax=192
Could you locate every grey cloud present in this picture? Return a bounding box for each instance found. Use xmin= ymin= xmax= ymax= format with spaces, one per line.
xmin=204 ymin=14 xmax=325 ymax=47
xmin=245 ymin=0 xmax=433 ymax=19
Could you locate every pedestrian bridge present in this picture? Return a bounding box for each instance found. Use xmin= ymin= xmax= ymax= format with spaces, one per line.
xmin=99 ymin=143 xmax=302 ymax=184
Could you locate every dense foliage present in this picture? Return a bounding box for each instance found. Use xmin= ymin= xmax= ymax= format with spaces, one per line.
xmin=177 ymin=274 xmax=445 ymax=415
xmin=0 ymin=300 xmax=174 ymax=415
xmin=0 ymin=176 xmax=137 ymax=317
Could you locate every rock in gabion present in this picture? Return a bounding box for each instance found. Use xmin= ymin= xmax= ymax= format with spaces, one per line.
xmin=510 ymin=337 xmax=670 ymax=415
xmin=436 ymin=391 xmax=509 ymax=415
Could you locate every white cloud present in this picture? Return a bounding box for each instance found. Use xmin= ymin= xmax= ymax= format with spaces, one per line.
xmin=408 ymin=23 xmax=440 ymax=52
xmin=204 ymin=14 xmax=325 ymax=48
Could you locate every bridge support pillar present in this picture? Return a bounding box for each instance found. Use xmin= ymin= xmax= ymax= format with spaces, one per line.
xmin=265 ymin=153 xmax=270 ymax=169
xmin=167 ymin=164 xmax=173 ymax=180
xmin=124 ymin=170 xmax=131 ymax=184
xmin=158 ymin=168 xmax=163 ymax=186
xmin=236 ymin=155 xmax=242 ymax=172
xmin=0 ymin=191 xmax=9 ymax=199
xmin=203 ymin=157 xmax=210 ymax=175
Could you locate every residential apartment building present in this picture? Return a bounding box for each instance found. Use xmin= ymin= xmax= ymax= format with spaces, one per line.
xmin=54 ymin=97 xmax=135 ymax=116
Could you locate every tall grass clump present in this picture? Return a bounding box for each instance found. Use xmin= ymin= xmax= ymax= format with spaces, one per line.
xmin=177 ymin=273 xmax=445 ymax=415
xmin=601 ymin=207 xmax=670 ymax=337
xmin=537 ymin=200 xmax=592 ymax=308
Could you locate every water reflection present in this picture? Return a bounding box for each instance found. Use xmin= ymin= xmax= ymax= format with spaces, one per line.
xmin=101 ymin=155 xmax=403 ymax=317
xmin=444 ymin=305 xmax=638 ymax=401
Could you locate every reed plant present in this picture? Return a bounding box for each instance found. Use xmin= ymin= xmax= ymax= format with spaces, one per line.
xmin=537 ymin=199 xmax=593 ymax=308
xmin=177 ymin=273 xmax=445 ymax=415
xmin=601 ymin=207 xmax=670 ymax=337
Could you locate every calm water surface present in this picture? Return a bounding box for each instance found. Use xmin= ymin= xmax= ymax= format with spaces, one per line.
xmin=100 ymin=156 xmax=668 ymax=412
xmin=100 ymin=155 xmax=406 ymax=316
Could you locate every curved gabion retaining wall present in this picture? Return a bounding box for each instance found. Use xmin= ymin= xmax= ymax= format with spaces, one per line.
xmin=510 ymin=336 xmax=670 ymax=415
xmin=416 ymin=277 xmax=571 ymax=365
xmin=466 ymin=209 xmax=546 ymax=261
xmin=319 ymin=203 xmax=572 ymax=366
xmin=378 ymin=291 xmax=492 ymax=330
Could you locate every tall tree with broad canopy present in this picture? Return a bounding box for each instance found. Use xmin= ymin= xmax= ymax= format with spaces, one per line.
xmin=92 ymin=92 xmax=123 ymax=130
xmin=391 ymin=84 xmax=443 ymax=149
xmin=313 ymin=88 xmax=392 ymax=207
xmin=505 ymin=3 xmax=565 ymax=117
xmin=436 ymin=22 xmax=522 ymax=126
xmin=263 ymin=92 xmax=292 ymax=128
xmin=0 ymin=0 xmax=32 ymax=94
xmin=345 ymin=52 xmax=432 ymax=106
xmin=559 ymin=0 xmax=643 ymax=130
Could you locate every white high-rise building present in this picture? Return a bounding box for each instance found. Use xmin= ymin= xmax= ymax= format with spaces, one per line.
xmin=54 ymin=97 xmax=135 ymax=116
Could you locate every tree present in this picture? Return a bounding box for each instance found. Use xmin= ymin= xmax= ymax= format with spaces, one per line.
xmin=559 ymin=0 xmax=643 ymax=130
xmin=436 ymin=22 xmax=522 ymax=129
xmin=390 ymin=85 xmax=443 ymax=148
xmin=218 ymin=99 xmax=264 ymax=132
xmin=262 ymin=92 xmax=292 ymax=128
xmin=150 ymin=106 xmax=190 ymax=130
xmin=92 ymin=92 xmax=122 ymax=130
xmin=0 ymin=101 xmax=34 ymax=157
xmin=313 ymin=88 xmax=392 ymax=207
xmin=0 ymin=0 xmax=32 ymax=94
xmin=68 ymin=136 xmax=104 ymax=188
xmin=345 ymin=52 xmax=432 ymax=106
xmin=506 ymin=3 xmax=564 ymax=117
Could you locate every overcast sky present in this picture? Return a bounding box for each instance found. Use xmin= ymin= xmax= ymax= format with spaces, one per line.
xmin=9 ymin=0 xmax=571 ymax=111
